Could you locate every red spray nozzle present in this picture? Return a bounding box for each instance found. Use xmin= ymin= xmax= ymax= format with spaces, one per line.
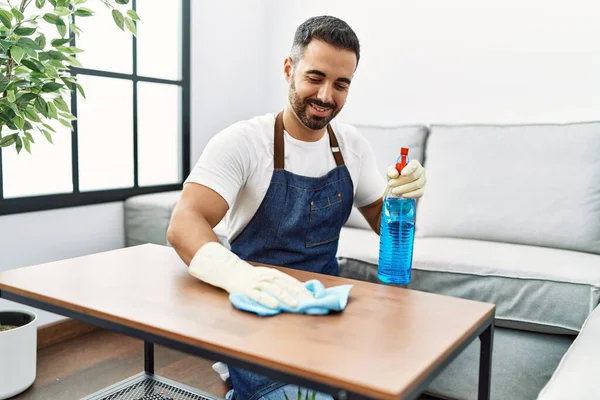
xmin=396 ymin=147 xmax=410 ymax=174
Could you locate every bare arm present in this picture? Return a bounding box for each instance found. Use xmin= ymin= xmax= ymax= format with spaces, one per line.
xmin=358 ymin=198 xmax=383 ymax=235
xmin=166 ymin=183 xmax=229 ymax=266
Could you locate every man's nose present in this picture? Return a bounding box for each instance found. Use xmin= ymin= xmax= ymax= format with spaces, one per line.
xmin=317 ymin=84 xmax=334 ymax=105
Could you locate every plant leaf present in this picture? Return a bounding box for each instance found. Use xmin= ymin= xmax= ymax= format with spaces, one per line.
xmin=58 ymin=118 xmax=72 ymax=130
xmin=58 ymin=111 xmax=76 ymax=120
xmin=23 ymin=134 xmax=31 ymax=153
xmin=66 ymin=55 xmax=82 ymax=67
xmin=42 ymin=122 xmax=56 ymax=132
xmin=115 ymin=0 xmax=129 ymax=4
xmin=53 ymin=97 xmax=69 ymax=112
xmin=74 ymin=0 xmax=88 ymax=4
xmin=42 ymin=129 xmax=53 ymax=143
xmin=111 ymin=9 xmax=124 ymax=30
xmin=126 ymin=10 xmax=140 ymax=21
xmin=48 ymin=50 xmax=69 ymax=60
xmin=22 ymin=59 xmax=46 ymax=73
xmin=75 ymin=83 xmax=85 ymax=99
xmin=47 ymin=101 xmax=58 ymax=118
xmin=17 ymin=93 xmax=37 ymax=104
xmin=15 ymin=135 xmax=23 ymax=153
xmin=0 ymin=39 xmax=13 ymax=51
xmin=51 ymin=38 xmax=71 ymax=47
xmin=22 ymin=46 xmax=37 ymax=58
xmin=74 ymin=7 xmax=93 ymax=17
xmin=35 ymin=97 xmax=49 ymax=117
xmin=57 ymin=46 xmax=83 ymax=54
xmin=25 ymin=131 xmax=35 ymax=143
xmin=14 ymin=26 xmax=37 ymax=36
xmin=35 ymin=0 xmax=46 ymax=8
xmin=10 ymin=45 xmax=24 ymax=63
xmin=56 ymin=20 xmax=67 ymax=37
xmin=24 ymin=107 xmax=42 ymax=122
xmin=17 ymin=37 xmax=42 ymax=50
xmin=0 ymin=9 xmax=12 ymax=28
xmin=7 ymin=90 xmax=15 ymax=102
xmin=44 ymin=64 xmax=59 ymax=78
xmin=35 ymin=34 xmax=47 ymax=50
xmin=43 ymin=13 xmax=60 ymax=24
xmin=124 ymin=17 xmax=136 ymax=36
xmin=14 ymin=115 xmax=25 ymax=130
xmin=11 ymin=8 xmax=24 ymax=21
xmin=0 ymin=133 xmax=17 ymax=147
xmin=54 ymin=6 xmax=71 ymax=17
xmin=42 ymin=82 xmax=63 ymax=92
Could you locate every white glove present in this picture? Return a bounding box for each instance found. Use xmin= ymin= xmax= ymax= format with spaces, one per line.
xmin=386 ymin=159 xmax=426 ymax=199
xmin=188 ymin=242 xmax=313 ymax=309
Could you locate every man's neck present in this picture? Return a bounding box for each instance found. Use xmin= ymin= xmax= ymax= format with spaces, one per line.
xmin=282 ymin=106 xmax=326 ymax=142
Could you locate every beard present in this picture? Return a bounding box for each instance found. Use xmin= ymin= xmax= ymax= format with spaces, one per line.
xmin=288 ymin=79 xmax=341 ymax=130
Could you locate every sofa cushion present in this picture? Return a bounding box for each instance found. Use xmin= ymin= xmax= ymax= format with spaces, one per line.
xmin=537 ymin=305 xmax=600 ymax=399
xmin=124 ymin=191 xmax=182 ymax=246
xmin=124 ymin=190 xmax=229 ymax=248
xmin=343 ymin=124 xmax=429 ymax=230
xmin=337 ymin=227 xmax=600 ymax=334
xmin=415 ymin=121 xmax=600 ymax=255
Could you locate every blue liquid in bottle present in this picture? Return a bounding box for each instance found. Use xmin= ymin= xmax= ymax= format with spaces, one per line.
xmin=378 ymin=148 xmax=417 ymax=284
xmin=378 ymin=197 xmax=416 ymax=284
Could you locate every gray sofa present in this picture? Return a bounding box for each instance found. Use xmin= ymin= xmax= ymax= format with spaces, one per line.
xmin=123 ymin=121 xmax=600 ymax=400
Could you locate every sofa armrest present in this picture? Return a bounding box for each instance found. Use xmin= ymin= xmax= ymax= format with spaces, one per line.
xmin=537 ymin=305 xmax=600 ymax=399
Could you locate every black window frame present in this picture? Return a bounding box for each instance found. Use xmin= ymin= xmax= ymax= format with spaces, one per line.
xmin=0 ymin=0 xmax=191 ymax=216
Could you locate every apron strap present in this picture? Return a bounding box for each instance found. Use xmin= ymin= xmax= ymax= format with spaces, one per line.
xmin=274 ymin=111 xmax=345 ymax=170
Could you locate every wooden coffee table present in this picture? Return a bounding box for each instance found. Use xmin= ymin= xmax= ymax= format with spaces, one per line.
xmin=0 ymin=244 xmax=495 ymax=400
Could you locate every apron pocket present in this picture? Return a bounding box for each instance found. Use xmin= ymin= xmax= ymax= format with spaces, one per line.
xmin=306 ymin=192 xmax=343 ymax=247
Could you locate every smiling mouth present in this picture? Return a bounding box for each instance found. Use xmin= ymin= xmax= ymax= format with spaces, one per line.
xmin=309 ymin=103 xmax=332 ymax=115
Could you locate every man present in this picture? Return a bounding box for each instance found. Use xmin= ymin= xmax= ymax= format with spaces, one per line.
xmin=167 ymin=15 xmax=426 ymax=400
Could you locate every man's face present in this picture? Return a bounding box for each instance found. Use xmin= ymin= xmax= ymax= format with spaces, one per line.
xmin=285 ymin=40 xmax=357 ymax=130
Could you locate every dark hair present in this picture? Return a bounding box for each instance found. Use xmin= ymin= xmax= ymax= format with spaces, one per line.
xmin=290 ymin=16 xmax=360 ymax=67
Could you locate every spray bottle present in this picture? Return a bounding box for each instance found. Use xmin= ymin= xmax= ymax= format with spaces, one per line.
xmin=378 ymin=147 xmax=416 ymax=284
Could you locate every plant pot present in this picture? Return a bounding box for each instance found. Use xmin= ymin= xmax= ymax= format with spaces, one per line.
xmin=0 ymin=310 xmax=37 ymax=400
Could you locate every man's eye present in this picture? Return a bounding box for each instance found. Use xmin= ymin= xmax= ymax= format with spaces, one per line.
xmin=335 ymin=84 xmax=349 ymax=91
xmin=307 ymin=76 xmax=321 ymax=83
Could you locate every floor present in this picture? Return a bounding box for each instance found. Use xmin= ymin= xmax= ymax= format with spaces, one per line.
xmin=12 ymin=328 xmax=440 ymax=400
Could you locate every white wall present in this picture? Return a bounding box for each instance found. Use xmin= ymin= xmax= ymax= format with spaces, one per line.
xmin=264 ymin=0 xmax=600 ymax=126
xmin=190 ymin=0 xmax=270 ymax=166
xmin=0 ymin=203 xmax=125 ymax=326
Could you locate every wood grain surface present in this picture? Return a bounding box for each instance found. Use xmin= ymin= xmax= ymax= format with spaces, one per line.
xmin=0 ymin=244 xmax=495 ymax=400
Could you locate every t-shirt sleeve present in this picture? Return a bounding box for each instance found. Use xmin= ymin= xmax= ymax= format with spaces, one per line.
xmin=184 ymin=126 xmax=251 ymax=208
xmin=353 ymin=135 xmax=386 ymax=208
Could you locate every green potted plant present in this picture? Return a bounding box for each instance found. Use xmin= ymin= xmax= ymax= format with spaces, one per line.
xmin=0 ymin=0 xmax=139 ymax=154
xmin=0 ymin=0 xmax=137 ymax=397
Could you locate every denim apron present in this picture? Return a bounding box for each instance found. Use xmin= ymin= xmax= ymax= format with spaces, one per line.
xmin=227 ymin=112 xmax=354 ymax=400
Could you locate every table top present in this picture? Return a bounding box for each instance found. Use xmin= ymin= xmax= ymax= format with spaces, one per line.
xmin=0 ymin=244 xmax=495 ymax=400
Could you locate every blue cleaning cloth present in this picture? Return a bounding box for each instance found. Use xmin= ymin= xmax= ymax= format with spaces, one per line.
xmin=229 ymin=279 xmax=354 ymax=317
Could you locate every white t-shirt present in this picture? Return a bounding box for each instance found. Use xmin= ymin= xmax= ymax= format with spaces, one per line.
xmin=185 ymin=113 xmax=384 ymax=242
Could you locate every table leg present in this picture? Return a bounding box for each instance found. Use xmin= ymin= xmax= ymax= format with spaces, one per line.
xmin=145 ymin=341 xmax=154 ymax=374
xmin=478 ymin=322 xmax=494 ymax=400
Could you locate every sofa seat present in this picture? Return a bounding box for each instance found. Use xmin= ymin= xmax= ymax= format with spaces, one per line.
xmin=337 ymin=227 xmax=600 ymax=335
xmin=124 ymin=190 xmax=229 ymax=248
xmin=537 ymin=304 xmax=600 ymax=399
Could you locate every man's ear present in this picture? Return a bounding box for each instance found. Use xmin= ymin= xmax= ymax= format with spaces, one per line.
xmin=283 ymin=57 xmax=294 ymax=83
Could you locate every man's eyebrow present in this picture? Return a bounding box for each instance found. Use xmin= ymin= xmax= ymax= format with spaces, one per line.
xmin=305 ymin=69 xmax=352 ymax=85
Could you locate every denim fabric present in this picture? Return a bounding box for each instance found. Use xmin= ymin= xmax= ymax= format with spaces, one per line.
xmin=228 ymin=163 xmax=353 ymax=400
xmin=231 ymin=166 xmax=354 ymax=275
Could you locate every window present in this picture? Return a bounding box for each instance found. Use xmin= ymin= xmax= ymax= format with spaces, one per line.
xmin=0 ymin=0 xmax=190 ymax=215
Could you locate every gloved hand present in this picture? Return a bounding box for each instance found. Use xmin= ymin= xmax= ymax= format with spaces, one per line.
xmin=188 ymin=242 xmax=313 ymax=309
xmin=386 ymin=159 xmax=426 ymax=198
